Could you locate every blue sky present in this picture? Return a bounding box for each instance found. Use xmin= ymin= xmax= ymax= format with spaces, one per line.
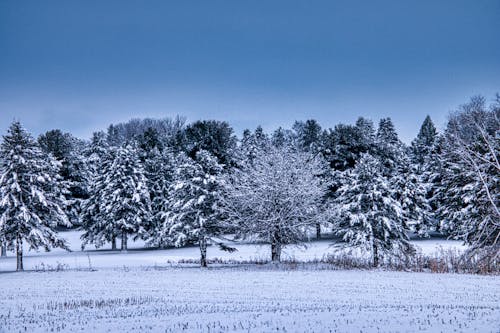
xmin=1 ymin=0 xmax=499 ymax=142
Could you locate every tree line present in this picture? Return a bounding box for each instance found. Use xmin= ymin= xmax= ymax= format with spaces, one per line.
xmin=0 ymin=95 xmax=498 ymax=270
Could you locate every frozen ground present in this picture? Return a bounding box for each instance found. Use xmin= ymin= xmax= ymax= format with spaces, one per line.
xmin=0 ymin=267 xmax=498 ymax=332
xmin=0 ymin=231 xmax=497 ymax=332
xmin=0 ymin=230 xmax=467 ymax=272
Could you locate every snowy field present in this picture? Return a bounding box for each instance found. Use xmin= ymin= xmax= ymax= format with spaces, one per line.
xmin=1 ymin=231 xmax=498 ymax=333
xmin=0 ymin=230 xmax=467 ymax=272
xmin=0 ymin=267 xmax=499 ymax=332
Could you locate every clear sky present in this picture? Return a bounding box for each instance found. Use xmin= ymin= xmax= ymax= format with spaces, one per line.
xmin=1 ymin=0 xmax=499 ymax=142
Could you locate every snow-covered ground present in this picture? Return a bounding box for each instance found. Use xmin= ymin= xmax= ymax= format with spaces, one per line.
xmin=0 ymin=230 xmax=467 ymax=272
xmin=0 ymin=268 xmax=498 ymax=332
xmin=1 ymin=231 xmax=497 ymax=332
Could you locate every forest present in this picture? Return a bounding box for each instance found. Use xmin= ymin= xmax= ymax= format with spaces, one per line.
xmin=0 ymin=95 xmax=498 ymax=271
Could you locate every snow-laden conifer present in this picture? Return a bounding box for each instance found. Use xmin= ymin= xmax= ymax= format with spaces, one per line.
xmin=100 ymin=144 xmax=151 ymax=251
xmin=0 ymin=121 xmax=69 ymax=270
xmin=333 ymin=154 xmax=414 ymax=267
xmin=156 ymin=150 xmax=227 ymax=267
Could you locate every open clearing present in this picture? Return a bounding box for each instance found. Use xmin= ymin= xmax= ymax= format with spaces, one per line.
xmin=0 ymin=267 xmax=498 ymax=333
xmin=0 ymin=231 xmax=498 ymax=332
xmin=0 ymin=230 xmax=467 ymax=272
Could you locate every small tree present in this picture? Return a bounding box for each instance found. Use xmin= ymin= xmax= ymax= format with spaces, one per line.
xmin=223 ymin=146 xmax=325 ymax=262
xmin=333 ymin=154 xmax=414 ymax=267
xmin=155 ymin=150 xmax=227 ymax=267
xmin=0 ymin=121 xmax=69 ymax=271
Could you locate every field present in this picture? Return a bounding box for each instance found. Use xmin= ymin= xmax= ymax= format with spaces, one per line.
xmin=0 ymin=267 xmax=499 ymax=332
xmin=0 ymin=231 xmax=498 ymax=333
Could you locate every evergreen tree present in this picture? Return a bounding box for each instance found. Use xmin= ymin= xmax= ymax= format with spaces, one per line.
xmin=155 ymin=150 xmax=227 ymax=267
xmin=333 ymin=154 xmax=414 ymax=267
xmin=38 ymin=129 xmax=90 ymax=226
xmin=142 ymin=147 xmax=177 ymax=241
xmin=238 ymin=126 xmax=270 ymax=166
xmin=99 ymin=144 xmax=151 ymax=251
xmin=293 ymin=119 xmax=322 ymax=152
xmin=184 ymin=120 xmax=237 ymax=167
xmin=0 ymin=122 xmax=69 ymax=271
xmin=80 ymin=132 xmax=117 ymax=249
xmin=411 ymin=115 xmax=438 ymax=168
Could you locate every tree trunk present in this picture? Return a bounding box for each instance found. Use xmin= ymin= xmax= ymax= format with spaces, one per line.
xmin=111 ymin=236 xmax=117 ymax=251
xmin=121 ymin=232 xmax=128 ymax=252
xmin=373 ymin=243 xmax=379 ymax=267
xmin=16 ymin=238 xmax=23 ymax=271
xmin=316 ymin=223 xmax=321 ymax=239
xmin=271 ymin=229 xmax=282 ymax=262
xmin=1 ymin=243 xmax=6 ymax=257
xmin=199 ymin=237 xmax=207 ymax=268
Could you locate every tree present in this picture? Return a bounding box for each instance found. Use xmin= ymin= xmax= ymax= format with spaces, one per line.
xmin=154 ymin=150 xmax=227 ymax=267
xmin=141 ymin=147 xmax=177 ymax=241
xmin=438 ymin=96 xmax=499 ymax=258
xmin=222 ymin=146 xmax=326 ymax=262
xmin=0 ymin=122 xmax=69 ymax=271
xmin=238 ymin=126 xmax=270 ymax=166
xmin=80 ymin=132 xmax=117 ymax=249
xmin=184 ymin=120 xmax=237 ymax=167
xmin=38 ymin=129 xmax=89 ymax=226
xmin=333 ymin=154 xmax=414 ymax=267
xmin=411 ymin=115 xmax=438 ymax=168
xmin=293 ymin=119 xmax=322 ymax=152
xmin=98 ymin=144 xmax=151 ymax=251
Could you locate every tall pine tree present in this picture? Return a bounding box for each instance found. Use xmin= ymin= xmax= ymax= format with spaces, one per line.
xmin=0 ymin=122 xmax=69 ymax=271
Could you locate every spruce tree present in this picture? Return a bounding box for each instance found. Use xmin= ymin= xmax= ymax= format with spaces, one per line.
xmin=334 ymin=154 xmax=414 ymax=267
xmin=80 ymin=132 xmax=117 ymax=249
xmin=99 ymin=144 xmax=151 ymax=251
xmin=0 ymin=121 xmax=69 ymax=271
xmin=156 ymin=150 xmax=226 ymax=267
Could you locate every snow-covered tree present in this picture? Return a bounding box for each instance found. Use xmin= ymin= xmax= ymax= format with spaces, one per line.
xmin=375 ymin=118 xmax=431 ymax=236
xmin=410 ymin=115 xmax=438 ymax=169
xmin=141 ymin=147 xmax=177 ymax=241
xmin=438 ymin=96 xmax=499 ymax=258
xmin=0 ymin=121 xmax=70 ymax=271
xmin=238 ymin=126 xmax=270 ymax=166
xmin=293 ymin=119 xmax=322 ymax=153
xmin=153 ymin=150 xmax=227 ymax=267
xmin=80 ymin=132 xmax=117 ymax=249
xmin=99 ymin=144 xmax=151 ymax=251
xmin=222 ymin=146 xmax=326 ymax=262
xmin=333 ymin=154 xmax=414 ymax=267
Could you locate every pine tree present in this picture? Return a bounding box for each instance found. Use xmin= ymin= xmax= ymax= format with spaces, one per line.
xmin=411 ymin=115 xmax=438 ymax=168
xmin=80 ymin=132 xmax=117 ymax=249
xmin=99 ymin=144 xmax=151 ymax=251
xmin=293 ymin=119 xmax=322 ymax=152
xmin=334 ymin=154 xmax=414 ymax=267
xmin=38 ymin=129 xmax=89 ymax=226
xmin=142 ymin=147 xmax=176 ymax=242
xmin=155 ymin=150 xmax=226 ymax=267
xmin=0 ymin=121 xmax=70 ymax=271
xmin=375 ymin=117 xmax=431 ymax=236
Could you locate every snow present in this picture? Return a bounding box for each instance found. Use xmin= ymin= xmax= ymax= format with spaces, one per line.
xmin=0 ymin=267 xmax=498 ymax=332
xmin=0 ymin=230 xmax=467 ymax=272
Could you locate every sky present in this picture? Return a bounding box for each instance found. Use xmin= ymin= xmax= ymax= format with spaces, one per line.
xmin=1 ymin=0 xmax=499 ymax=143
